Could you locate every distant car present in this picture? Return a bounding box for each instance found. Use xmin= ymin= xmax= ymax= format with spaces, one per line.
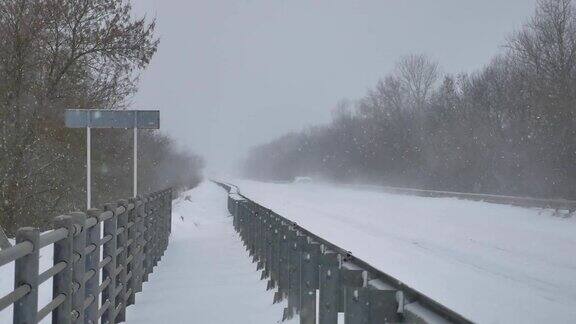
xmin=293 ymin=176 xmax=312 ymax=183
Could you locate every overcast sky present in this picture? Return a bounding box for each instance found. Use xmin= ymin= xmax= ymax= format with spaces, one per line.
xmin=131 ymin=0 xmax=537 ymax=175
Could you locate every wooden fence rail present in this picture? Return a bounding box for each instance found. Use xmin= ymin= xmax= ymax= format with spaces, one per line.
xmin=0 ymin=188 xmax=172 ymax=324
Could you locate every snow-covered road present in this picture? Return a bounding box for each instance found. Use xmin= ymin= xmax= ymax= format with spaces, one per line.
xmin=235 ymin=180 xmax=576 ymax=324
xmin=126 ymin=182 xmax=295 ymax=323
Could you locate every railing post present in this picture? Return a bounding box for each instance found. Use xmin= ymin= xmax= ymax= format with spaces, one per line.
xmin=13 ymin=227 xmax=39 ymax=324
xmin=148 ymin=195 xmax=156 ymax=270
xmin=53 ymin=215 xmax=74 ymax=324
xmin=163 ymin=191 xmax=170 ymax=254
xmin=319 ymin=251 xmax=341 ymax=324
xmin=85 ymin=209 xmax=102 ymax=324
xmin=150 ymin=195 xmax=158 ymax=271
xmin=167 ymin=189 xmax=172 ymax=235
xmin=115 ymin=200 xmax=129 ymax=323
xmin=151 ymin=195 xmax=160 ymax=269
xmin=133 ymin=197 xmax=146 ymax=298
xmin=135 ymin=198 xmax=146 ymax=291
xmin=102 ymin=203 xmax=118 ymax=324
xmin=142 ymin=197 xmax=152 ymax=283
xmin=127 ymin=198 xmax=138 ymax=306
xmin=70 ymin=212 xmax=87 ymax=324
xmin=160 ymin=192 xmax=168 ymax=257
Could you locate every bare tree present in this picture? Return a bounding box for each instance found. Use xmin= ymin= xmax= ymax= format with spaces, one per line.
xmin=395 ymin=54 xmax=440 ymax=110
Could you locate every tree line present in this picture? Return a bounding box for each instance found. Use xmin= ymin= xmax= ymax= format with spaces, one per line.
xmin=0 ymin=0 xmax=203 ymax=236
xmin=244 ymin=0 xmax=576 ymax=200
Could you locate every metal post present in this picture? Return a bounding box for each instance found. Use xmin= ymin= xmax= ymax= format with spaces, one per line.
xmin=70 ymin=213 xmax=86 ymax=323
xmin=70 ymin=213 xmax=87 ymax=323
xmin=300 ymin=240 xmax=321 ymax=324
xmin=136 ymin=198 xmax=145 ymax=293
xmin=127 ymin=199 xmax=137 ymax=306
xmin=142 ymin=197 xmax=151 ymax=283
xmin=102 ymin=204 xmax=118 ymax=324
xmin=87 ymin=125 xmax=91 ymax=209
xmin=366 ymin=279 xmax=400 ymax=323
xmin=341 ymin=265 xmax=367 ymax=324
xmin=319 ymin=251 xmax=341 ymax=324
xmin=285 ymin=230 xmax=303 ymax=320
xmin=14 ymin=227 xmax=39 ymax=324
xmin=133 ymin=114 xmax=138 ymax=198
xmin=115 ymin=200 xmax=129 ymax=323
xmin=274 ymin=224 xmax=289 ymax=304
xmin=85 ymin=209 xmax=102 ymax=324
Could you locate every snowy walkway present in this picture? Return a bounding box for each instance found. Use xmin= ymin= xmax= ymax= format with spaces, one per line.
xmin=235 ymin=180 xmax=576 ymax=324
xmin=126 ymin=182 xmax=295 ymax=324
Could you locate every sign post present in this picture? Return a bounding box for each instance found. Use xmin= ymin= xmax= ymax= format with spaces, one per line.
xmin=65 ymin=109 xmax=160 ymax=209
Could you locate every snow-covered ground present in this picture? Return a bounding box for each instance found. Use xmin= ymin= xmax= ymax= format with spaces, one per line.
xmin=234 ymin=180 xmax=576 ymax=324
xmin=126 ymin=182 xmax=295 ymax=323
xmin=0 ymin=182 xmax=294 ymax=323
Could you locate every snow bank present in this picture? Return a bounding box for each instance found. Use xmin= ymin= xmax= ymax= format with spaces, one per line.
xmin=126 ymin=182 xmax=296 ymax=323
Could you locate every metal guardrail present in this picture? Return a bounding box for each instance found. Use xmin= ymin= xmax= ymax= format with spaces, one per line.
xmin=351 ymin=185 xmax=576 ymax=212
xmin=214 ymin=181 xmax=473 ymax=324
xmin=0 ymin=188 xmax=172 ymax=324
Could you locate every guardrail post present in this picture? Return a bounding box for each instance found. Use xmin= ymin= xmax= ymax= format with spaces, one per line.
xmin=274 ymin=223 xmax=289 ymax=304
xmin=70 ymin=212 xmax=87 ymax=323
xmin=245 ymin=205 xmax=253 ymax=254
xmin=267 ymin=218 xmax=279 ymax=290
xmin=261 ymin=213 xmax=273 ymax=281
xmin=53 ymin=215 xmax=74 ymax=324
xmin=252 ymin=211 xmax=261 ymax=263
xmin=341 ymin=265 xmax=367 ymax=324
xmin=85 ymin=209 xmax=101 ymax=324
xmin=284 ymin=229 xmax=303 ymax=320
xmin=256 ymin=215 xmax=266 ymax=271
xmin=115 ymin=200 xmax=129 ymax=323
xmin=366 ymin=280 xmax=400 ymax=323
xmin=300 ymin=239 xmax=321 ymax=324
xmin=14 ymin=227 xmax=39 ymax=324
xmin=319 ymin=251 xmax=341 ymax=324
xmin=102 ymin=203 xmax=118 ymax=324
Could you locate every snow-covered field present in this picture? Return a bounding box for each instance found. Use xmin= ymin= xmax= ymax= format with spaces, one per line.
xmin=1 ymin=182 xmax=294 ymax=324
xmin=234 ymin=180 xmax=576 ymax=324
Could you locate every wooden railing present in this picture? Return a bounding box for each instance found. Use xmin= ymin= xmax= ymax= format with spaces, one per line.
xmin=0 ymin=188 xmax=172 ymax=324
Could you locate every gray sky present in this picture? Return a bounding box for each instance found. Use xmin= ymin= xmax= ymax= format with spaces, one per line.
xmin=131 ymin=0 xmax=537 ymax=175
